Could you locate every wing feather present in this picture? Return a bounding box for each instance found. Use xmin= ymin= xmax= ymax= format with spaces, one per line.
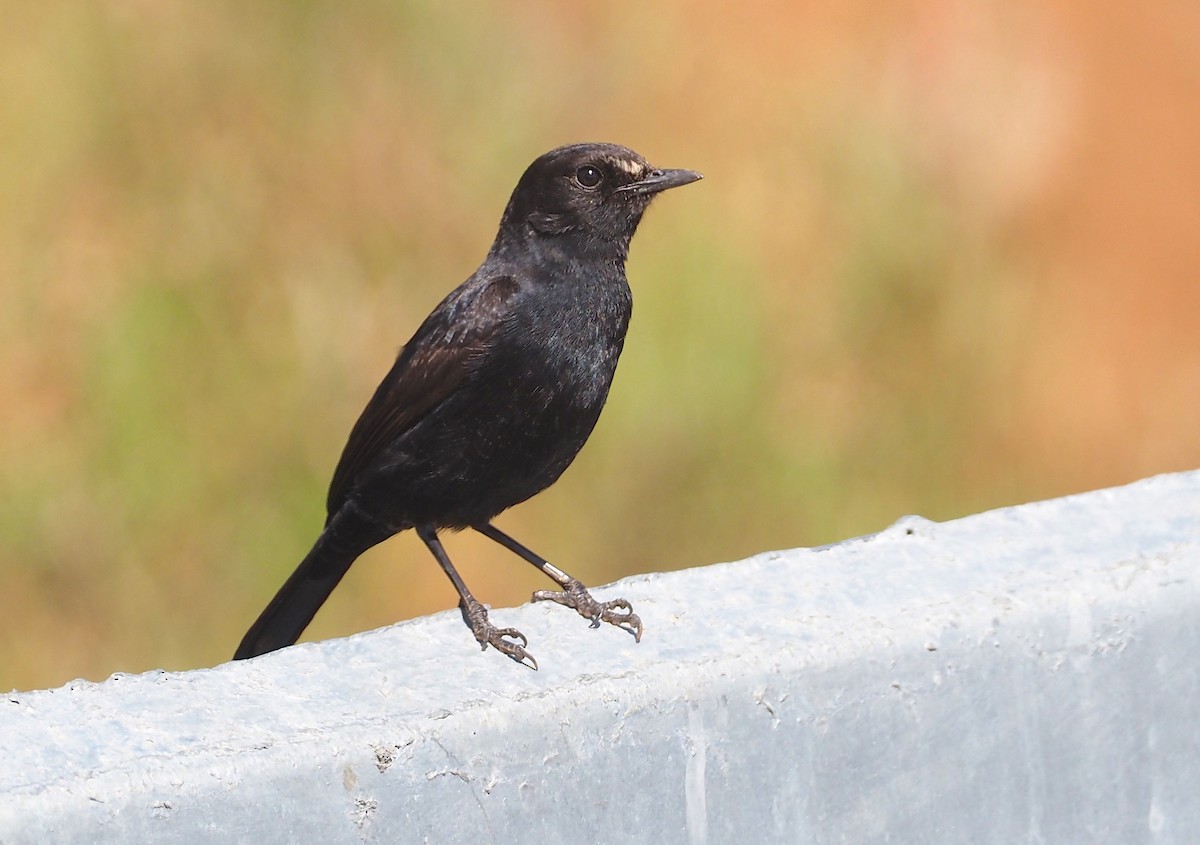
xmin=324 ymin=274 xmax=520 ymax=518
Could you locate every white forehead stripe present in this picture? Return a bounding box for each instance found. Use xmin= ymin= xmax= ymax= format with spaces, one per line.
xmin=609 ymin=157 xmax=647 ymax=177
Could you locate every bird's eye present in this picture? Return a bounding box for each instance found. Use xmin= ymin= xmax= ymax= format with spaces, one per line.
xmin=574 ymin=165 xmax=603 ymax=189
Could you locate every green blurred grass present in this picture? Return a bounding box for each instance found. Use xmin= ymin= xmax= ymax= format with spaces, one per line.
xmin=0 ymin=2 xmax=1141 ymax=690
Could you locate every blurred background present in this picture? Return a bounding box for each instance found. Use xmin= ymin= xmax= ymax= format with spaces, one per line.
xmin=2 ymin=2 xmax=1197 ymax=691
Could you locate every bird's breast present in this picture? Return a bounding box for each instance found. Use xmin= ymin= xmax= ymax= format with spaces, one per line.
xmin=513 ymin=279 xmax=632 ymax=408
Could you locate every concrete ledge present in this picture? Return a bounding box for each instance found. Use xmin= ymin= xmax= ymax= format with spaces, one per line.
xmin=4 ymin=471 xmax=1200 ymax=843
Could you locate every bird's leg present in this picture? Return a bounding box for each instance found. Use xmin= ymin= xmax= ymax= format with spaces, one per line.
xmin=416 ymin=525 xmax=537 ymax=670
xmin=474 ymin=523 xmax=643 ymax=642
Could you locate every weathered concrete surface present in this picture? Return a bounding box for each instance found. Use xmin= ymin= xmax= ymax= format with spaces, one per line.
xmin=2 ymin=471 xmax=1199 ymax=844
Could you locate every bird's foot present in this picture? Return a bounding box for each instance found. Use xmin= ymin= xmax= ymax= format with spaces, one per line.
xmin=460 ymin=599 xmax=537 ymax=670
xmin=532 ymin=578 xmax=643 ymax=642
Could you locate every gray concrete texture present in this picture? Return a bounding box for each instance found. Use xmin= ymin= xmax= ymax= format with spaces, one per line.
xmin=2 ymin=471 xmax=1199 ymax=843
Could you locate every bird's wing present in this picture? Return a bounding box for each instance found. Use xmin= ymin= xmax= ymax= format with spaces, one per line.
xmin=324 ymin=273 xmax=521 ymax=519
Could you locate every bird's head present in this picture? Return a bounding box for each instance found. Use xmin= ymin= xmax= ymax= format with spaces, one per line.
xmin=494 ymin=142 xmax=702 ymax=262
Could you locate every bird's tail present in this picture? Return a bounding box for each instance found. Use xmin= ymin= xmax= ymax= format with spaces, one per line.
xmin=233 ymin=506 xmax=393 ymax=660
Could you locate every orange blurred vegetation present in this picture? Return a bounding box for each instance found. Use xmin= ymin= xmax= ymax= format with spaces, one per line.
xmin=1 ymin=1 xmax=1197 ymax=691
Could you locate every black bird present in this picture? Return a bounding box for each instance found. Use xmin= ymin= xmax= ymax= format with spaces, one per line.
xmin=234 ymin=142 xmax=701 ymax=668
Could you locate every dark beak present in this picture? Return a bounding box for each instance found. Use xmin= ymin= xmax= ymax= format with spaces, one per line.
xmin=618 ymin=167 xmax=704 ymax=196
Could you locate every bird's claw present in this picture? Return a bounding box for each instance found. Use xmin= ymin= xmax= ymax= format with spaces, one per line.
xmin=460 ymin=600 xmax=538 ymax=670
xmin=533 ymin=578 xmax=643 ymax=642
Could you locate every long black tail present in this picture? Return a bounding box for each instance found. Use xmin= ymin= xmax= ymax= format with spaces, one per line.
xmin=234 ymin=507 xmax=394 ymax=660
